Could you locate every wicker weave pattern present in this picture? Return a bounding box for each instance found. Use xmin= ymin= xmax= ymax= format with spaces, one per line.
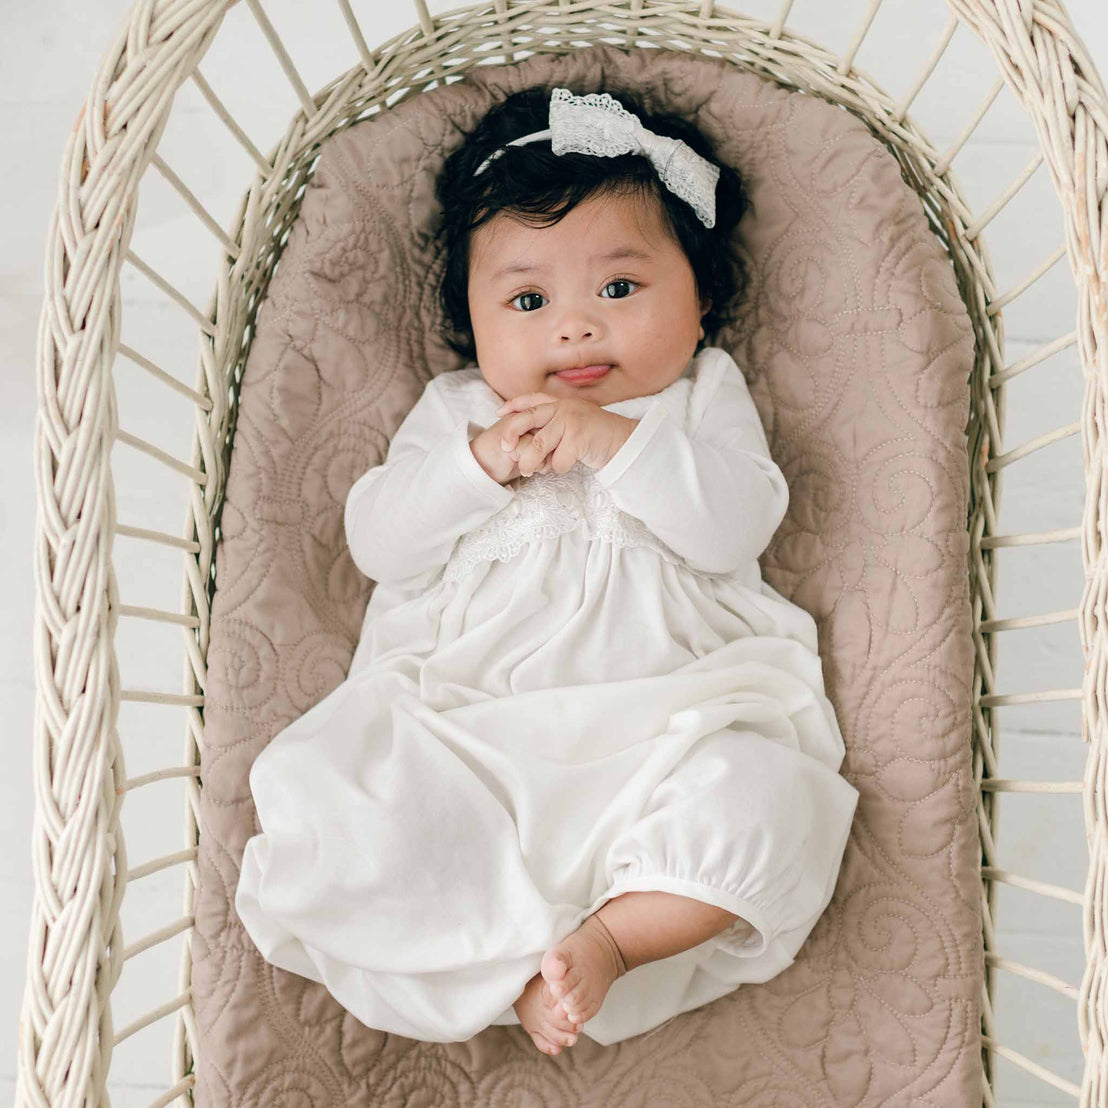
xmin=18 ymin=1 xmax=1108 ymax=1105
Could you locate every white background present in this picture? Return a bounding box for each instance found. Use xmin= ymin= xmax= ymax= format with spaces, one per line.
xmin=2 ymin=0 xmax=1106 ymax=1103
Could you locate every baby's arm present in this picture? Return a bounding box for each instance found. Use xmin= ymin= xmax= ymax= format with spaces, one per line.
xmin=344 ymin=380 xmax=514 ymax=587
xmin=593 ymin=359 xmax=788 ymax=576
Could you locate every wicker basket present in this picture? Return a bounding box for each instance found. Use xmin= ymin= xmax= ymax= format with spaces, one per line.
xmin=18 ymin=0 xmax=1108 ymax=1104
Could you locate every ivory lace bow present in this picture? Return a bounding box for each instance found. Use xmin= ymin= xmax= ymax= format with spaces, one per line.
xmin=473 ymin=87 xmax=720 ymax=228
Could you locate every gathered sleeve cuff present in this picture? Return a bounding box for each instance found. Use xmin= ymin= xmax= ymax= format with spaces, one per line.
xmin=344 ymin=381 xmax=514 ymax=588
xmin=593 ymin=361 xmax=789 ymax=576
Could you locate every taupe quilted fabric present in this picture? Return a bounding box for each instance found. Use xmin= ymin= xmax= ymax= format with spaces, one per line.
xmin=192 ymin=43 xmax=983 ymax=1105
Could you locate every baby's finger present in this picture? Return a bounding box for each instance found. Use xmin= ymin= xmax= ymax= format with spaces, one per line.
xmin=504 ymin=429 xmax=536 ymax=465
xmin=499 ymin=423 xmax=533 ymax=456
xmin=499 ymin=404 xmax=554 ymax=452
xmin=495 ymin=392 xmax=557 ymax=416
xmin=498 ymin=420 xmax=524 ymax=454
xmin=495 ymin=395 xmax=535 ymax=415
xmin=517 ymin=426 xmax=560 ymax=477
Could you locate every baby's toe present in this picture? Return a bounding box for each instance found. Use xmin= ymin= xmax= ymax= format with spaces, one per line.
xmin=539 ymin=1007 xmax=579 ymax=1045
xmin=543 ymin=1019 xmax=578 ymax=1047
xmin=530 ymin=1031 xmax=561 ymax=1056
xmin=542 ymin=982 xmax=576 ymax=1023
xmin=540 ymin=948 xmax=581 ymax=999
xmin=561 ymin=988 xmax=599 ymax=1026
xmin=560 ymin=981 xmax=586 ymax=1011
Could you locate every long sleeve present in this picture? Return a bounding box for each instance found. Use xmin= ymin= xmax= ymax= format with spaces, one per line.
xmin=593 ymin=358 xmax=789 ymax=576
xmin=344 ymin=377 xmax=515 ymax=588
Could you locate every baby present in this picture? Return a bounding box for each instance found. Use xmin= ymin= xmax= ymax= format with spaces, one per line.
xmin=236 ymin=82 xmax=858 ymax=1056
xmin=448 ymin=86 xmax=756 ymax=1054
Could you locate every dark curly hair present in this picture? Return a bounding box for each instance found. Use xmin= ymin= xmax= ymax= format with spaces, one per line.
xmin=433 ymin=83 xmax=751 ymax=364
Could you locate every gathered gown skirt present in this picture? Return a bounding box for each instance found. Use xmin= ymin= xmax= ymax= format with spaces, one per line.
xmin=235 ymin=536 xmax=860 ymax=1045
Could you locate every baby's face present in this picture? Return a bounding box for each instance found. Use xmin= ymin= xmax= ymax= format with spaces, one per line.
xmin=466 ymin=189 xmax=710 ymax=407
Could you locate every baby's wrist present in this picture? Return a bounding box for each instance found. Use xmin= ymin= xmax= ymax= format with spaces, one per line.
xmin=603 ymin=414 xmax=639 ymax=466
xmin=470 ymin=429 xmax=513 ymax=485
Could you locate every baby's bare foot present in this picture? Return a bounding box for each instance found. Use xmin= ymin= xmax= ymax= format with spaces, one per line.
xmin=540 ymin=912 xmax=627 ymax=1028
xmin=513 ymin=970 xmax=581 ymax=1056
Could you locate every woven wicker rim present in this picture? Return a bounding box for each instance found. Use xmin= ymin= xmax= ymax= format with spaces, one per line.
xmin=20 ymin=1 xmax=1108 ymax=1104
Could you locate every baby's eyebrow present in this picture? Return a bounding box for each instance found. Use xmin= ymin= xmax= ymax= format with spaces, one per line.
xmin=491 ymin=247 xmax=653 ymax=281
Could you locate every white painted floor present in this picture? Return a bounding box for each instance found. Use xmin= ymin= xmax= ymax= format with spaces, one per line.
xmin=2 ymin=0 xmax=1105 ymax=1102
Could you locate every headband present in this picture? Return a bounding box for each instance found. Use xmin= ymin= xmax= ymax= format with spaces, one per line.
xmin=473 ymin=87 xmax=720 ymax=229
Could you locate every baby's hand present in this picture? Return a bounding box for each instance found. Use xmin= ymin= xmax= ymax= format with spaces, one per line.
xmin=494 ymin=392 xmax=559 ymax=477
xmin=495 ymin=393 xmax=636 ymax=477
xmin=470 ymin=408 xmax=554 ymax=484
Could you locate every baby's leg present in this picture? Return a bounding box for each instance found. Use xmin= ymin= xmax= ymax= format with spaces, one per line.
xmin=596 ymin=890 xmax=742 ymax=972
xmin=539 ymin=891 xmax=743 ymax=1035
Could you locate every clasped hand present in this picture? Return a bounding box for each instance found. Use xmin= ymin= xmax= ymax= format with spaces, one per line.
xmin=492 ymin=393 xmax=634 ymax=479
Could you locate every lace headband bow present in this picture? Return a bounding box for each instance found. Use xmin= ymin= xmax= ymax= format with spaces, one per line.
xmin=473 ymin=87 xmax=720 ymax=229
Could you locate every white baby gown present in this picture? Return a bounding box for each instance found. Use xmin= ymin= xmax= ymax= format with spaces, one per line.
xmin=235 ymin=345 xmax=860 ymax=1047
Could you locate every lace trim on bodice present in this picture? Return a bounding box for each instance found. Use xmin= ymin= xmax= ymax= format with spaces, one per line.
xmin=444 ymin=463 xmax=691 ymax=583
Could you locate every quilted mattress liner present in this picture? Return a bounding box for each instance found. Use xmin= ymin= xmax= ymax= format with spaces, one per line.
xmin=192 ymin=42 xmax=983 ymax=1106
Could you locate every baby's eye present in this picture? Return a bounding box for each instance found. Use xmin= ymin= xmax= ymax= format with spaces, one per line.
xmin=601 ymin=279 xmax=639 ymax=299
xmin=510 ymin=291 xmax=547 ymax=312
xmin=507 ymin=279 xmax=640 ymax=313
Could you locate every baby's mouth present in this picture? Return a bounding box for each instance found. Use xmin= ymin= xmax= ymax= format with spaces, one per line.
xmin=550 ymin=365 xmax=613 ymax=383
